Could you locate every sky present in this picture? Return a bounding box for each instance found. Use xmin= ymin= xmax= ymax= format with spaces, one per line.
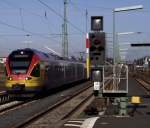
xmin=0 ymin=0 xmax=150 ymax=61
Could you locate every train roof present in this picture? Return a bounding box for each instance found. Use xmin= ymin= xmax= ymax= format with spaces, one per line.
xmin=9 ymin=48 xmax=85 ymax=63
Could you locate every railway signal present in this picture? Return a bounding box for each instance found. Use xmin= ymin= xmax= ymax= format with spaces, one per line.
xmin=89 ymin=16 xmax=105 ymax=97
xmin=91 ymin=16 xmax=103 ymax=31
xmin=89 ymin=32 xmax=105 ymax=66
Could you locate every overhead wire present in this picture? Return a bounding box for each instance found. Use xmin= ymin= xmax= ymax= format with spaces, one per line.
xmin=0 ymin=20 xmax=47 ymax=38
xmin=68 ymin=1 xmax=112 ymax=10
xmin=0 ymin=0 xmax=58 ymax=34
xmin=0 ymin=0 xmax=86 ymax=37
xmin=68 ymin=0 xmax=85 ymax=14
xmin=0 ymin=0 xmax=84 ymax=45
xmin=0 ymin=0 xmax=45 ymax=20
xmin=68 ymin=0 xmax=90 ymax=33
xmin=37 ymin=0 xmax=86 ymax=34
xmin=72 ymin=2 xmax=111 ymax=11
xmin=0 ymin=32 xmax=83 ymax=37
xmin=0 ymin=19 xmax=62 ymax=45
xmin=0 ymin=0 xmax=63 ymax=44
xmin=0 ymin=0 xmax=119 ymax=55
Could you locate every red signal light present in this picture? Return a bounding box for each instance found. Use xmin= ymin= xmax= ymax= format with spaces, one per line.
xmin=94 ymin=38 xmax=101 ymax=45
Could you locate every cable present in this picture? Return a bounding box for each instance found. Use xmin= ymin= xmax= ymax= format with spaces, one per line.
xmin=0 ymin=19 xmax=62 ymax=44
xmin=68 ymin=0 xmax=85 ymax=14
xmin=0 ymin=32 xmax=84 ymax=37
xmin=0 ymin=0 xmax=64 ymax=44
xmin=68 ymin=1 xmax=112 ymax=10
xmin=0 ymin=0 xmax=58 ymax=33
xmin=69 ymin=0 xmax=90 ymax=33
xmin=37 ymin=0 xmax=85 ymax=34
xmin=0 ymin=0 xmax=44 ymax=19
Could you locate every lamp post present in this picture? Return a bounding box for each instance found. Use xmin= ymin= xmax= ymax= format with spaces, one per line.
xmin=112 ymin=6 xmax=143 ymax=104
xmin=113 ymin=5 xmax=143 ymax=65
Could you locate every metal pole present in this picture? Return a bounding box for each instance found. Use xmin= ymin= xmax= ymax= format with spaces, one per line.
xmin=62 ymin=24 xmax=64 ymax=57
xmin=116 ymin=34 xmax=120 ymax=63
xmin=113 ymin=10 xmax=116 ymax=65
xmin=63 ymin=0 xmax=68 ymax=58
xmin=113 ymin=10 xmax=116 ymax=91
xmin=85 ymin=9 xmax=88 ymax=33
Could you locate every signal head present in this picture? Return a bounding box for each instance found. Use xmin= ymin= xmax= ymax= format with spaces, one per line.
xmin=89 ymin=32 xmax=105 ymax=66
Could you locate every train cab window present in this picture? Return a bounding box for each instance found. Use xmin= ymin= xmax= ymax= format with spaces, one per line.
xmin=8 ymin=49 xmax=33 ymax=74
xmin=30 ymin=64 xmax=40 ymax=77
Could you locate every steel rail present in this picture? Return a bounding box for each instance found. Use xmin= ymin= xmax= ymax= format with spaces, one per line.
xmin=14 ymin=81 xmax=92 ymax=128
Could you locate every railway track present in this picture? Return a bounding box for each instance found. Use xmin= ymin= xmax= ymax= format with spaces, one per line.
xmin=135 ymin=78 xmax=150 ymax=96
xmin=0 ymin=91 xmax=11 ymax=105
xmin=20 ymin=81 xmax=93 ymax=128
xmin=0 ymin=99 xmax=36 ymax=115
xmin=0 ymin=81 xmax=92 ymax=128
xmin=133 ymin=72 xmax=150 ymax=95
xmin=0 ymin=91 xmax=35 ymax=114
xmin=0 ymin=78 xmax=112 ymax=128
xmin=24 ymin=79 xmax=113 ymax=128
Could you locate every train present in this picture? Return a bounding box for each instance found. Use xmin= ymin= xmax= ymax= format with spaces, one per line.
xmin=5 ymin=48 xmax=86 ymax=96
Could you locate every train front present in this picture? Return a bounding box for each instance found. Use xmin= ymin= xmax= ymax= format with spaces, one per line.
xmin=5 ymin=49 xmax=42 ymax=96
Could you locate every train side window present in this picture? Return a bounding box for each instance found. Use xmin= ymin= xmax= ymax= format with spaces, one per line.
xmin=30 ymin=64 xmax=40 ymax=77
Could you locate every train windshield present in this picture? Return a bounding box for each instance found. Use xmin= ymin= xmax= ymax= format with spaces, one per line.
xmin=9 ymin=50 xmax=33 ymax=74
xmin=11 ymin=69 xmax=27 ymax=74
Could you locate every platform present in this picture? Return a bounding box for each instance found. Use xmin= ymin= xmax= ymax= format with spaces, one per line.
xmin=63 ymin=78 xmax=150 ymax=128
xmin=63 ymin=114 xmax=150 ymax=128
xmin=93 ymin=115 xmax=150 ymax=128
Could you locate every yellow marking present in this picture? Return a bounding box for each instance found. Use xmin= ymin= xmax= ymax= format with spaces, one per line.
xmin=131 ymin=96 xmax=141 ymax=104
xmin=86 ymin=57 xmax=90 ymax=79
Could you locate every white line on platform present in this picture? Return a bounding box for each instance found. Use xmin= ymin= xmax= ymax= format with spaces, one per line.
xmin=68 ymin=120 xmax=83 ymax=123
xmin=81 ymin=117 xmax=99 ymax=128
xmin=99 ymin=111 xmax=105 ymax=116
xmin=64 ymin=124 xmax=81 ymax=127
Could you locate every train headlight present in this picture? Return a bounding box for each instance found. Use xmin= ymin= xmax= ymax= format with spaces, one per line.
xmin=25 ymin=77 xmax=32 ymax=80
xmin=8 ymin=77 xmax=12 ymax=80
